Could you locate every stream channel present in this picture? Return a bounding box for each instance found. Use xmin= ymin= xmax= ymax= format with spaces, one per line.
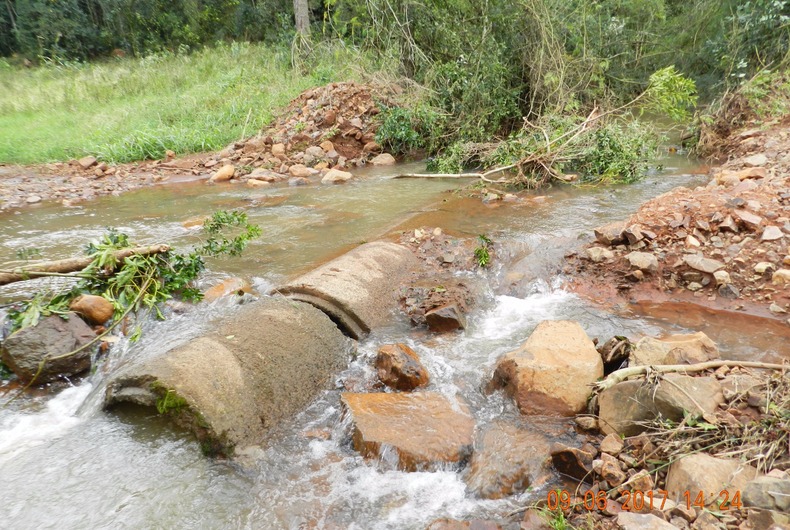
xmin=1 ymin=154 xmax=788 ymax=529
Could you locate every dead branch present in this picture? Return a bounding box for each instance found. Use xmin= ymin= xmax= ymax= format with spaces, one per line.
xmin=593 ymin=360 xmax=788 ymax=393
xmin=0 ymin=245 xmax=171 ymax=286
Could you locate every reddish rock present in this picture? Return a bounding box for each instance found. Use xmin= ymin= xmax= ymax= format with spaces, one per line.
xmin=202 ymin=277 xmax=252 ymax=302
xmin=489 ymin=321 xmax=603 ymax=416
xmin=69 ymin=294 xmax=114 ymax=324
xmin=375 ymin=343 xmax=430 ymax=391
xmin=78 ymin=156 xmax=97 ymax=169
xmin=341 ymin=392 xmax=474 ymax=471
xmin=550 ymin=442 xmax=595 ymax=482
xmin=425 ymin=303 xmax=467 ymax=332
xmin=209 ymin=164 xmax=235 ymax=182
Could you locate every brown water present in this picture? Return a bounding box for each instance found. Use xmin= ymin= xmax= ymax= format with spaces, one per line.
xmin=1 ymin=154 xmax=785 ymax=529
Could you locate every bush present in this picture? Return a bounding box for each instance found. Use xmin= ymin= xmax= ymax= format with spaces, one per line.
xmin=375 ymin=105 xmax=446 ymax=154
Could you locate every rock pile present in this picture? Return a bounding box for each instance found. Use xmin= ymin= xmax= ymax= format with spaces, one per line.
xmin=200 ymin=82 xmax=398 ymax=187
xmin=571 ymin=124 xmax=790 ymax=321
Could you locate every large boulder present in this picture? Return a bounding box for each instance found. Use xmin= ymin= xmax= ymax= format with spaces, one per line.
xmin=1 ymin=313 xmax=96 ymax=383
xmin=489 ymin=321 xmax=603 ymax=416
xmin=465 ymin=421 xmax=553 ymax=499
xmin=104 ymin=298 xmax=352 ymax=457
xmin=665 ymin=453 xmax=758 ymax=506
xmin=341 ymin=391 xmax=475 ymax=471
xmin=275 ymin=242 xmax=420 ymax=339
xmin=598 ymin=374 xmax=724 ymax=436
xmin=375 ymin=343 xmax=429 ymax=391
xmin=630 ymin=332 xmax=719 ymax=366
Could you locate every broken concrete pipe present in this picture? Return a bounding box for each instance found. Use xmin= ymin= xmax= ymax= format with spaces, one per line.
xmin=274 ymin=241 xmax=420 ymax=339
xmin=104 ymin=241 xmax=418 ymax=456
xmin=104 ymin=298 xmax=353 ymax=457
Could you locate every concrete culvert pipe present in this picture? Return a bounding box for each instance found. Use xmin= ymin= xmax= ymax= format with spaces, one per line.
xmin=274 ymin=241 xmax=420 ymax=339
xmin=104 ymin=298 xmax=353 ymax=457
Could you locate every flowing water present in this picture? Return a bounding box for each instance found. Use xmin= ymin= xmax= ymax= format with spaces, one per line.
xmin=1 ymin=155 xmax=787 ymax=529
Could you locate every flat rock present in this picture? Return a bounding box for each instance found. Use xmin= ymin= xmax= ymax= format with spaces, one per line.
xmin=742 ymin=153 xmax=768 ymax=166
xmin=626 ymin=251 xmax=658 ymax=273
xmin=598 ymin=374 xmax=724 ymax=436
xmin=341 ymin=392 xmax=475 ymax=471
xmin=1 ymin=313 xmax=96 ymax=383
xmin=743 ymin=476 xmax=790 ymax=512
xmin=762 ymin=225 xmax=784 ymax=241
xmin=630 ymin=332 xmax=719 ymax=366
xmin=425 ymin=303 xmax=467 ymax=333
xmin=666 ymin=453 xmax=758 ymax=506
xmin=78 ymin=155 xmax=98 ymax=169
xmin=490 ymin=321 xmax=603 ymax=416
xmin=683 ymin=254 xmax=724 ymax=274
xmin=734 ymin=209 xmax=763 ymax=231
xmin=375 ymin=343 xmax=429 ymax=391
xmin=246 ymin=179 xmax=271 ymax=188
xmin=321 ymin=168 xmax=353 ymax=184
xmin=465 ymin=421 xmax=553 ymax=499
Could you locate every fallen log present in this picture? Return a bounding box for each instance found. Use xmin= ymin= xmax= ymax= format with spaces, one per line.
xmin=0 ymin=244 xmax=171 ymax=286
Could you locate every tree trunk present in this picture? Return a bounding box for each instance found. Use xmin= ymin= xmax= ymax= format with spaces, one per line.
xmin=293 ymin=0 xmax=309 ymax=36
xmin=0 ymin=245 xmax=170 ymax=286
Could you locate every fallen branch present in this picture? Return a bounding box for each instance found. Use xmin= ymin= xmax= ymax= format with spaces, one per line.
xmin=0 ymin=245 xmax=170 ymax=286
xmin=593 ymin=360 xmax=788 ymax=393
xmin=393 ymin=163 xmax=516 ymax=183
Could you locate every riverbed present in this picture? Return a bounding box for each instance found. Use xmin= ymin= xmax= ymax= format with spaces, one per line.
xmin=1 ymin=154 xmax=785 ymax=529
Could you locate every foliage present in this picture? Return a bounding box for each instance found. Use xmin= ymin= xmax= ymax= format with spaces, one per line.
xmin=155 ymin=387 xmax=188 ymax=414
xmin=375 ymin=104 xmax=447 ymax=154
xmin=6 ymin=210 xmax=261 ymax=333
xmin=473 ymin=235 xmax=492 ymax=268
xmin=642 ymin=66 xmax=699 ymax=122
xmin=568 ymin=122 xmax=658 ymax=184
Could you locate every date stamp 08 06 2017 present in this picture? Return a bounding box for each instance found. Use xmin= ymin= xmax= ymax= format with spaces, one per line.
xmin=547 ymin=489 xmax=743 ymax=512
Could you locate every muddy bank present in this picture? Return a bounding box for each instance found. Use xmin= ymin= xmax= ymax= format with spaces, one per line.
xmin=0 ymin=82 xmax=398 ymax=210
xmin=567 ymin=122 xmax=790 ymax=326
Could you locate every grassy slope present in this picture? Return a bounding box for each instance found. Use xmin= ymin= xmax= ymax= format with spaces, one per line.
xmin=0 ymin=42 xmax=368 ymax=164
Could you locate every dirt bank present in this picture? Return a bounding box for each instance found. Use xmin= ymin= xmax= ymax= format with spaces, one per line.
xmin=567 ymin=121 xmax=790 ymax=325
xmin=0 ymin=82 xmax=396 ymax=210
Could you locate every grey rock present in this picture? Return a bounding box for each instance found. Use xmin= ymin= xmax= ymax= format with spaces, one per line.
xmin=762 ymin=225 xmax=784 ymax=241
xmin=743 ymin=476 xmax=790 ymax=512
xmin=666 ymin=453 xmax=758 ymax=506
xmin=1 ymin=313 xmax=95 ymax=383
xmin=626 ymin=251 xmax=659 ymax=273
xmin=598 ymin=374 xmax=724 ymax=436
xmin=684 ymin=254 xmax=725 ymax=273
xmin=594 ymin=221 xmax=626 ymax=246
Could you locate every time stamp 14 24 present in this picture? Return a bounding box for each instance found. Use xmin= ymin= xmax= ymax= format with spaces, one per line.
xmin=547 ymin=489 xmax=743 ymax=512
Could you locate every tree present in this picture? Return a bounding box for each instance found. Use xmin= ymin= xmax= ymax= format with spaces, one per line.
xmin=293 ymin=0 xmax=308 ymax=36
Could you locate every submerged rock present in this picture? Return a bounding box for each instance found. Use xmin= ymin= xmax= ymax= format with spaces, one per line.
xmin=202 ymin=277 xmax=253 ymax=302
xmin=465 ymin=421 xmax=554 ymax=499
xmin=598 ymin=374 xmax=724 ymax=436
xmin=426 ymin=519 xmax=502 ymax=530
xmin=1 ymin=313 xmax=95 ymax=383
xmin=321 ymin=168 xmax=353 ymax=184
xmin=489 ymin=320 xmax=603 ymax=416
xmin=375 ymin=343 xmax=429 ymax=391
xmin=341 ymin=391 xmax=475 ymax=471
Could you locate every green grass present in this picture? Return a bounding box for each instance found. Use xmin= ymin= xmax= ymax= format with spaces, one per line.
xmin=0 ymin=41 xmax=378 ymax=164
